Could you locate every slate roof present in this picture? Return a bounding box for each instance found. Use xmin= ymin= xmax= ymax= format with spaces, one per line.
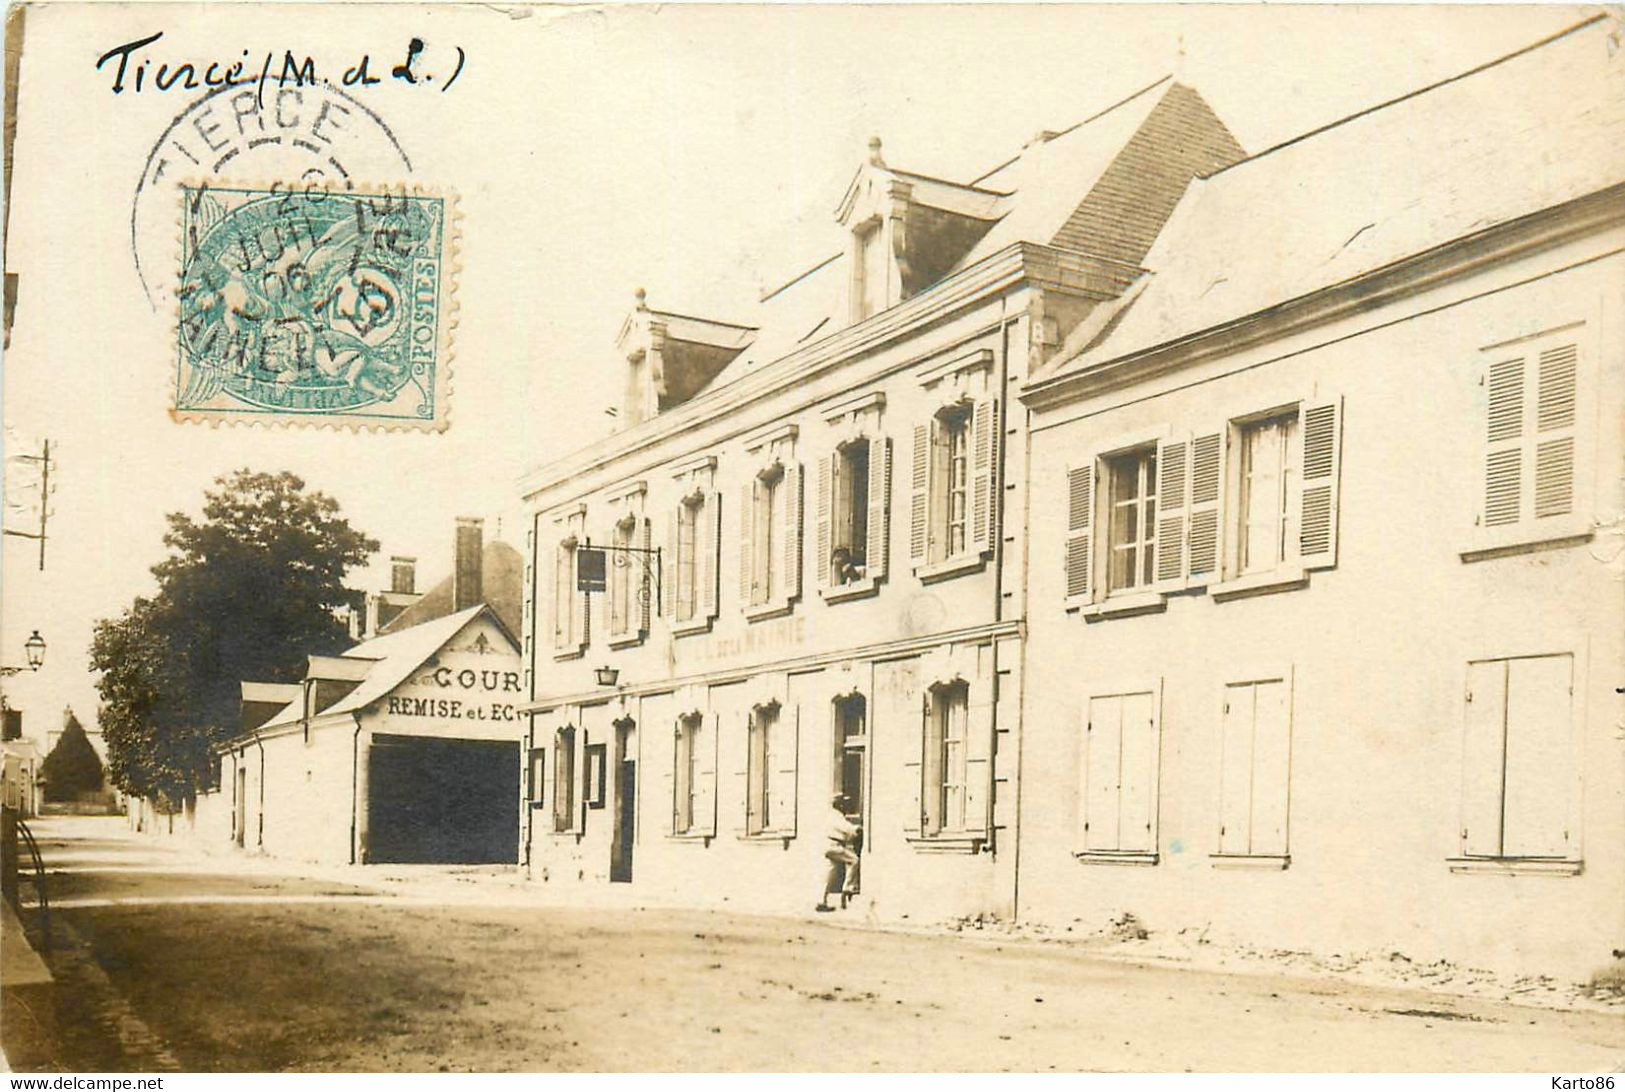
xmin=255 ymin=604 xmax=516 ymax=732
xmin=1054 ymin=15 xmax=1625 ymax=377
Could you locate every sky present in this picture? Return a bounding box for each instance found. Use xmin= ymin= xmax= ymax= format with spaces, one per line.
xmin=0 ymin=1 xmax=1593 ymax=748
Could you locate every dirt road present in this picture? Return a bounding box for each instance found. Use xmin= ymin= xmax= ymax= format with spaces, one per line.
xmin=6 ymin=817 xmax=1621 ymax=1072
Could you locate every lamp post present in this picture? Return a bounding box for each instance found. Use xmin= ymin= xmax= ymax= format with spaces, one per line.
xmin=0 ymin=632 xmax=45 ymax=677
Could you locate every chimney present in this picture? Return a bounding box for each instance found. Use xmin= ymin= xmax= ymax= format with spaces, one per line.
xmin=390 ymin=556 xmax=417 ymax=595
xmin=453 ymin=517 xmax=484 ymax=613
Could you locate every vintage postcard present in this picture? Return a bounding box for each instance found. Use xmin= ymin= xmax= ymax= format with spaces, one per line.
xmin=1 ymin=1 xmax=1621 ymax=1077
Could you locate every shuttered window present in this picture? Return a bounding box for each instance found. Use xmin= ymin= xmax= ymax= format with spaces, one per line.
xmin=669 ymin=493 xmax=720 ymax=629
xmin=822 ymin=439 xmax=873 ymax=585
xmin=1076 ymin=689 xmax=1159 ymax=856
xmin=1238 ymin=415 xmax=1299 ymax=575
xmin=1460 ymin=654 xmax=1575 ymax=860
xmin=553 ymin=726 xmax=577 ymax=833
xmin=673 ymin=714 xmax=699 ymax=835
xmin=608 ymin=518 xmax=635 ymax=638
xmin=745 ymin=702 xmax=799 ymax=837
xmin=911 ymin=401 xmax=997 ymax=571
xmin=1106 ymin=448 xmax=1158 ymax=592
xmin=1216 ymin=677 xmax=1292 ymax=858
xmin=1480 ymin=338 xmax=1580 ymax=534
xmin=923 ymin=681 xmax=970 ymax=835
xmin=674 ymin=500 xmax=699 ymax=622
xmin=743 ymin=463 xmax=803 ymax=612
xmin=552 ymin=541 xmax=589 ymax=655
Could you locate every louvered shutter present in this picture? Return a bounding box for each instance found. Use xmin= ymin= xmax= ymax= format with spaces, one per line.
xmin=961 ymin=686 xmax=993 ymax=838
xmin=700 ymin=496 xmax=720 ymax=620
xmin=909 ymin=424 xmax=929 ymax=562
xmin=774 ymin=705 xmax=800 ymax=836
xmin=740 ymin=481 xmax=756 ymax=605
xmin=1118 ymin=691 xmax=1157 ymax=854
xmin=1064 ymin=463 xmax=1095 ymax=604
xmin=576 ymin=556 xmax=591 ymax=651
xmin=638 ymin=518 xmax=653 ymax=633
xmin=867 ymin=437 xmax=891 ymax=580
xmin=1533 ymin=344 xmax=1577 ymax=521
xmin=815 ymin=454 xmax=833 ymax=588
xmin=663 ymin=513 xmax=679 ymax=619
xmin=1482 ymin=356 xmax=1525 ymax=529
xmin=1154 ymin=437 xmax=1190 ymax=587
xmin=1186 ymin=431 xmax=1225 ymax=582
xmin=1460 ymin=660 xmax=1506 ymax=857
xmin=1297 ymin=398 xmax=1343 ymax=569
xmin=969 ymin=398 xmax=999 ymax=555
xmin=780 ymin=463 xmax=803 ymax=603
xmin=921 ymin=692 xmax=943 ymax=834
xmin=695 ymin=712 xmax=719 ymax=837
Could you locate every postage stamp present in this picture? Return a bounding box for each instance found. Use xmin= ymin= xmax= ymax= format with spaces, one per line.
xmin=173 ymin=181 xmax=454 ymax=429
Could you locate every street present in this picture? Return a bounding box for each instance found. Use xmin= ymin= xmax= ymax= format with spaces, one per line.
xmin=4 ymin=816 xmax=1621 ymax=1072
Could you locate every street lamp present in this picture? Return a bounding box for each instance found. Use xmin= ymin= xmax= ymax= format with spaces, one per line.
xmin=0 ymin=631 xmax=45 ymax=676
xmin=594 ymin=665 xmax=620 ymax=688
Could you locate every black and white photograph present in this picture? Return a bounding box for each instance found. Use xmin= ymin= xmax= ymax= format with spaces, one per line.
xmin=1 ymin=1 xmax=1622 ymax=1076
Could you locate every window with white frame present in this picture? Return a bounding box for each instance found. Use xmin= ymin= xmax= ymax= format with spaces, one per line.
xmin=833 ymin=440 xmax=869 ymax=582
xmin=608 ymin=516 xmax=636 ymax=639
xmin=1237 ymin=413 xmax=1300 ymax=576
xmin=1216 ymin=676 xmax=1292 ymax=859
xmin=1459 ymin=653 xmax=1576 ymax=861
xmin=553 ymin=726 xmax=577 ymax=833
xmin=745 ymin=701 xmax=798 ymax=836
xmin=910 ymin=398 xmax=999 ymax=573
xmin=671 ymin=711 xmax=717 ymax=837
xmin=1063 ymin=399 xmax=1341 ymax=610
xmin=741 ymin=460 xmax=802 ymax=614
xmin=1106 ymin=447 xmax=1158 ymax=593
xmin=665 ymin=486 xmax=719 ymax=631
xmin=854 ymin=219 xmax=886 ymax=322
xmin=923 ymin=681 xmax=969 ymax=835
xmin=817 ymin=427 xmax=892 ymax=594
xmin=1076 ymin=688 xmax=1159 ymax=857
xmin=552 ymin=536 xmax=588 ymax=656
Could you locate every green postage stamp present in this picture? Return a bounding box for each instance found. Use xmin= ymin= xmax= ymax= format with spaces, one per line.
xmin=174 ymin=182 xmax=454 ymax=429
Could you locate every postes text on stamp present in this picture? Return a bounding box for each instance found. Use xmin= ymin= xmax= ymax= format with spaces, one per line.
xmin=174 ymin=182 xmax=453 ymax=429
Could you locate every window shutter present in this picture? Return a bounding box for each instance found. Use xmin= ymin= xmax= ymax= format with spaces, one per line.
xmin=579 ymin=728 xmax=591 ymax=833
xmin=1154 ymin=437 xmax=1189 ymax=586
xmin=1297 ymin=398 xmax=1343 ymax=570
xmin=1118 ymin=691 xmax=1157 ymax=854
xmin=970 ymin=398 xmax=999 ymax=555
xmin=902 ymin=693 xmax=924 ymax=835
xmin=665 ymin=719 xmax=680 ymax=836
xmin=1186 ymin=430 xmax=1226 ymax=582
xmin=1082 ymin=695 xmax=1120 ymax=852
xmin=1533 ymin=344 xmax=1577 ymax=520
xmin=552 ymin=546 xmax=569 ymax=651
xmin=663 ymin=513 xmax=679 ymax=619
xmin=696 ymin=713 xmax=719 ymax=837
xmin=576 ymin=559 xmax=591 ymax=651
xmin=815 ymin=454 xmax=833 ymax=588
xmin=867 ymin=436 xmax=891 ymax=581
xmin=780 ymin=462 xmax=803 ymax=603
xmin=1217 ymin=684 xmax=1253 ymax=856
xmin=1502 ymin=654 xmax=1573 ymax=858
xmin=1064 ymin=463 xmax=1095 ymax=604
xmin=740 ymin=482 xmax=756 ymax=605
xmin=909 ymin=424 xmax=929 ymax=561
xmin=743 ymin=713 xmax=762 ymax=835
xmin=1252 ymin=680 xmax=1292 ymax=856
xmin=961 ymin=688 xmax=993 ymax=838
xmin=1482 ymin=356 xmax=1525 ymax=529
xmin=638 ymin=519 xmax=653 ymax=633
xmin=700 ymin=496 xmax=720 ymax=620
xmin=774 ymin=705 xmax=800 ymax=837
xmin=1460 ymin=660 xmax=1506 ymax=857
xmin=921 ymin=691 xmax=944 ymax=835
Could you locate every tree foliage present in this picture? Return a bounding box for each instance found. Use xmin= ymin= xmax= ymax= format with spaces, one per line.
xmin=41 ymin=709 xmax=105 ymax=801
xmin=91 ymin=470 xmax=377 ymax=804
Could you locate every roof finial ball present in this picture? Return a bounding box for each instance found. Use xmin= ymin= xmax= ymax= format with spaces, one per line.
xmin=634 ymin=287 xmax=648 ymax=310
xmin=868 ymin=135 xmax=885 ymax=167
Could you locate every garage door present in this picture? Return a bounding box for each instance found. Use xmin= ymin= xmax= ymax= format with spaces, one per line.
xmin=367 ymin=735 xmax=520 ymax=864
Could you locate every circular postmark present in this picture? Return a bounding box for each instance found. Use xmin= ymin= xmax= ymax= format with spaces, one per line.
xmin=132 ymin=80 xmax=412 ymax=306
xmin=176 ymin=184 xmax=445 ymax=417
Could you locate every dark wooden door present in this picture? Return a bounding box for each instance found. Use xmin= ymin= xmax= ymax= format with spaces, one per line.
xmin=611 ymin=757 xmax=635 ymax=882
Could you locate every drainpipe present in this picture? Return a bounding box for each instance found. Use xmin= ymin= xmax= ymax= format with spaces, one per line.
xmin=254 ymin=732 xmax=266 ymax=848
xmin=350 ymin=713 xmax=365 ymax=865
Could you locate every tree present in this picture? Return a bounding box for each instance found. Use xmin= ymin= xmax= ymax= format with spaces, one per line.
xmin=41 ymin=709 xmax=104 ymax=801
xmin=91 ymin=470 xmax=377 ymax=804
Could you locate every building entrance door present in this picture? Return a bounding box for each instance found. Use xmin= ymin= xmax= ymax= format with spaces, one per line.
xmin=834 ymin=694 xmax=867 ymax=893
xmin=610 ymin=720 xmax=636 ymax=883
